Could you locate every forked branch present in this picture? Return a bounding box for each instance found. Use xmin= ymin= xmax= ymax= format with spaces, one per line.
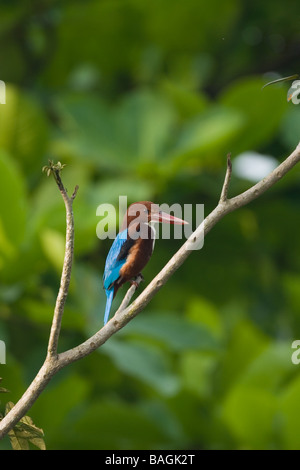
xmin=1 ymin=143 xmax=300 ymax=440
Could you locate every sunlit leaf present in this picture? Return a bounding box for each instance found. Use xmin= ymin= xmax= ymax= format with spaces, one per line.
xmin=0 ymin=151 xmax=27 ymax=267
xmin=53 ymin=90 xmax=177 ymax=171
xmin=0 ymin=85 xmax=49 ymax=177
xmin=102 ymin=338 xmax=180 ymax=396
xmin=165 ymin=106 xmax=244 ymax=172
xmin=222 ymin=385 xmax=277 ymax=448
xmin=40 ymin=228 xmax=65 ymax=272
xmin=119 ymin=312 xmax=220 ymax=351
xmin=280 ymin=375 xmax=300 ymax=450
xmin=5 ymin=402 xmax=46 ymax=450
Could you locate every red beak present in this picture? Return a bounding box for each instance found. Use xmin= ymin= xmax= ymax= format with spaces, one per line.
xmin=151 ymin=211 xmax=189 ymax=225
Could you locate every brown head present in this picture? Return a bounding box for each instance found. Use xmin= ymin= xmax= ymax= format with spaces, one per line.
xmin=121 ymin=201 xmax=188 ymax=232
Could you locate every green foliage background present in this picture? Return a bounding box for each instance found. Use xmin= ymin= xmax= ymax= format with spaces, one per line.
xmin=0 ymin=0 xmax=300 ymax=450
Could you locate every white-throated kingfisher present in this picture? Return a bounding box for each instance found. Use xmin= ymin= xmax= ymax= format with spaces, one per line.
xmin=103 ymin=201 xmax=188 ymax=325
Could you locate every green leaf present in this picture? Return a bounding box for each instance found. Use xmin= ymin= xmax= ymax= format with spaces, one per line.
xmin=118 ymin=312 xmax=219 ymax=352
xmin=0 ymin=150 xmax=27 ymax=267
xmin=20 ymin=298 xmax=85 ymax=331
xmin=102 ymin=338 xmax=180 ymax=396
xmin=165 ymin=106 xmax=244 ymax=172
xmin=42 ymin=160 xmax=66 ymax=177
xmin=0 ymin=85 xmax=49 ymax=177
xmin=116 ymin=89 xmax=176 ymax=162
xmin=218 ymin=319 xmax=270 ymax=392
xmin=180 ymin=351 xmax=217 ymax=399
xmin=53 ymin=90 xmax=176 ymax=170
xmin=160 ymin=79 xmax=208 ymax=118
xmin=0 ymin=3 xmax=27 ymax=35
xmin=237 ymin=342 xmax=295 ymax=390
xmin=5 ymin=402 xmax=46 ymax=450
xmin=221 ymin=341 xmax=295 ymax=448
xmin=280 ymin=106 xmax=300 ymax=149
xmin=222 ymin=385 xmax=277 ymax=448
xmin=31 ymin=374 xmax=90 ymax=438
xmin=30 ymin=171 xmax=97 ymax=257
xmin=52 ymin=94 xmax=124 ymax=170
xmin=85 ymin=178 xmax=154 ymax=209
xmin=187 ymin=297 xmax=223 ymax=339
xmin=280 ymin=375 xmax=300 ymax=450
xmin=0 ymin=378 xmax=9 ymax=394
xmin=40 ymin=228 xmax=65 ymax=272
xmin=220 ymin=77 xmax=288 ymax=152
xmin=71 ymin=399 xmax=168 ymax=450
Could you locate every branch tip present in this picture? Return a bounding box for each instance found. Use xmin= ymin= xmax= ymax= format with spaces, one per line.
xmin=71 ymin=185 xmax=79 ymax=201
xmin=219 ymin=152 xmax=233 ymax=203
xmin=227 ymin=153 xmax=232 ymax=170
xmin=42 ymin=160 xmax=66 ymax=178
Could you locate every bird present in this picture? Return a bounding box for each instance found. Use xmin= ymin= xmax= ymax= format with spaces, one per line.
xmin=103 ymin=201 xmax=188 ymax=325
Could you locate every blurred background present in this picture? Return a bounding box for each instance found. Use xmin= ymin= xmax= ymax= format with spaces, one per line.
xmin=0 ymin=0 xmax=300 ymax=450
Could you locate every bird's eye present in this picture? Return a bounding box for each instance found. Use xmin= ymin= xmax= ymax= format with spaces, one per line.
xmin=144 ymin=208 xmax=149 ymax=213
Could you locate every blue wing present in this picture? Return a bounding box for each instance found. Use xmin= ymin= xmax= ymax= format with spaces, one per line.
xmin=103 ymin=229 xmax=130 ymax=325
xmin=103 ymin=229 xmax=128 ymax=290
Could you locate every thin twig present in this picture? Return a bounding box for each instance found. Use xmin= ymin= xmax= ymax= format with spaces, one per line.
xmin=116 ymin=274 xmax=144 ymax=314
xmin=219 ymin=153 xmax=232 ymax=203
xmin=71 ymin=185 xmax=79 ymax=201
xmin=0 ymin=162 xmax=79 ymax=439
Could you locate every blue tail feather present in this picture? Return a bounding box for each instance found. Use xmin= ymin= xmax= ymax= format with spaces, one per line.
xmin=104 ymin=289 xmax=114 ymax=325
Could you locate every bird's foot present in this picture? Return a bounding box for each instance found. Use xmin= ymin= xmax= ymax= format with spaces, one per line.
xmin=130 ymin=274 xmax=144 ymax=288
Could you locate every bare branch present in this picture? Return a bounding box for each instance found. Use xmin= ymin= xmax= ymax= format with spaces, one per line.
xmin=46 ymin=167 xmax=78 ymax=359
xmin=0 ymin=165 xmax=78 ymax=438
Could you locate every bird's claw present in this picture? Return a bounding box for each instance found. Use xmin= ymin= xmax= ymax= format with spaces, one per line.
xmin=130 ymin=274 xmax=144 ymax=288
